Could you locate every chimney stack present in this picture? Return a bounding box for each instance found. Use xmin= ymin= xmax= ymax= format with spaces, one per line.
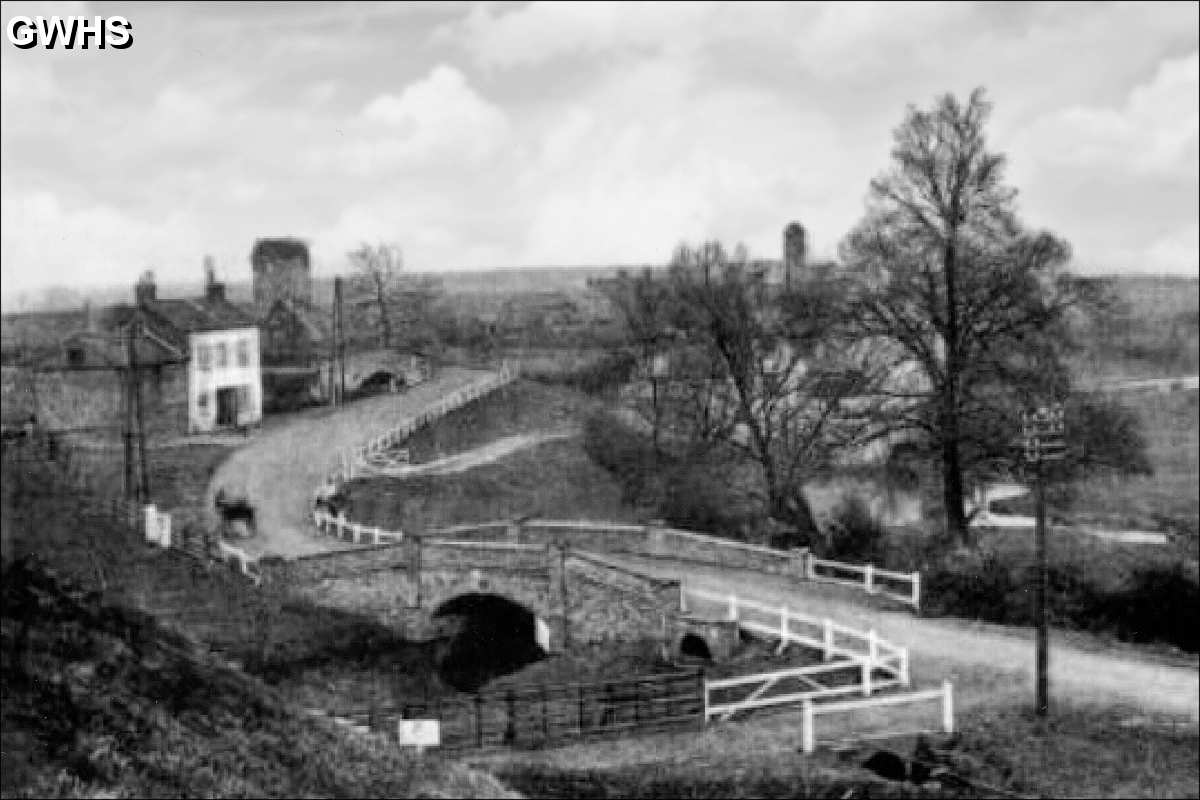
xmin=203 ymin=255 xmax=226 ymax=303
xmin=135 ymin=270 xmax=157 ymax=306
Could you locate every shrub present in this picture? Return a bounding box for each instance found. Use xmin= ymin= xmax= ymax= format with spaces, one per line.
xmin=822 ymin=493 xmax=889 ymax=564
xmin=659 ymin=466 xmax=753 ymax=537
xmin=922 ymin=548 xmax=1200 ymax=653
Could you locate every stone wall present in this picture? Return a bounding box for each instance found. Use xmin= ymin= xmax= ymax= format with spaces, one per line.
xmin=562 ymin=550 xmax=681 ymax=648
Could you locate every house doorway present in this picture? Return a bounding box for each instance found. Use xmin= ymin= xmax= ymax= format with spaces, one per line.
xmin=216 ymin=387 xmax=239 ymax=428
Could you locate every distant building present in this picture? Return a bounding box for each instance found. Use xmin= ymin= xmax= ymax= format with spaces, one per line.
xmin=251 ymin=237 xmax=312 ymax=313
xmin=127 ymin=268 xmax=263 ymax=433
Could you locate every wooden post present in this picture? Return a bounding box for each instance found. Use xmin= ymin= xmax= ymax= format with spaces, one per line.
xmin=801 ymin=700 xmax=815 ymax=753
xmin=867 ymin=629 xmax=878 ymax=665
xmin=475 ymin=693 xmax=485 ymax=748
xmin=864 ymin=563 xmax=875 ymax=594
xmin=727 ymin=594 xmax=738 ymax=622
xmin=779 ymin=605 xmax=789 ymax=642
xmin=504 ymin=689 xmax=517 ymax=745
xmin=823 ymin=619 xmax=834 ymax=661
xmin=899 ymin=647 xmax=910 ymax=686
xmin=942 ymin=680 xmax=954 ymax=733
xmin=861 ymin=659 xmax=872 ymax=697
xmin=911 ymin=571 xmax=921 ymax=610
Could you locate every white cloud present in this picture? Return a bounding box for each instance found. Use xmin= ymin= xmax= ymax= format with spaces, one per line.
xmin=436 ymin=1 xmax=719 ymax=69
xmin=308 ymin=64 xmax=509 ymax=175
xmin=0 ymin=184 xmax=208 ymax=295
xmin=1017 ymin=51 xmax=1199 ymax=178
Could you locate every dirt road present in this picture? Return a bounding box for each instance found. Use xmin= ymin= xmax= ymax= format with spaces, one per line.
xmin=361 ymin=429 xmax=578 ymax=478
xmin=206 ymin=368 xmax=492 ymax=558
xmin=610 ymin=555 xmax=1200 ymax=723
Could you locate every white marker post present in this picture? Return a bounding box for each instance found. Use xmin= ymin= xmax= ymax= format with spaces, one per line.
xmin=397 ymin=718 xmax=440 ymax=757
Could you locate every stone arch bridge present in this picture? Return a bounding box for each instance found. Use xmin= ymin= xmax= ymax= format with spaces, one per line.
xmin=258 ymin=522 xmax=739 ymax=660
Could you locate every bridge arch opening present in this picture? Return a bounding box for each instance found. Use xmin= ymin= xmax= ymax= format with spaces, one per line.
xmin=679 ymin=633 xmax=713 ymax=662
xmin=432 ymin=593 xmax=546 ymax=691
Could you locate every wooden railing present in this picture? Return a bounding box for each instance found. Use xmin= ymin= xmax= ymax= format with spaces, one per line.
xmin=804 ymin=554 xmax=921 ymax=609
xmin=338 ymin=670 xmax=705 ymax=752
xmin=311 ymin=508 xmax=401 ymax=545
xmin=311 ymin=363 xmax=521 ymax=544
xmin=800 ymin=681 xmax=954 ymax=753
xmin=682 ymin=586 xmax=909 ymax=722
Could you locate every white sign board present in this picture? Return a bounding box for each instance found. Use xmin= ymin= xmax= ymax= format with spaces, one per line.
xmin=397 ymin=719 xmax=440 ymax=750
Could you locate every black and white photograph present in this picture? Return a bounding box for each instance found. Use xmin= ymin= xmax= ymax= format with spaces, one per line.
xmin=1 ymin=2 xmax=1197 ymax=797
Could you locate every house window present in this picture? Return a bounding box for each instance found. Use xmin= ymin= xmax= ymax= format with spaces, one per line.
xmin=197 ymin=344 xmax=212 ymax=371
xmin=237 ymin=338 xmax=250 ymax=367
xmin=215 ymin=342 xmax=228 ymax=369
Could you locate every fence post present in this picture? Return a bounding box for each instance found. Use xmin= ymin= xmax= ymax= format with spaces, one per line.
xmin=823 ymin=619 xmax=834 ymax=661
xmin=779 ymin=605 xmax=789 ymax=643
xmin=476 ymin=693 xmax=485 ymax=748
xmin=806 ymin=551 xmax=816 ymax=580
xmin=727 ymin=594 xmax=738 ymax=622
xmin=679 ymin=585 xmax=688 ymax=614
xmin=505 ymin=689 xmax=517 ymax=745
xmin=867 ymin=629 xmax=878 ymax=666
xmin=861 ymin=659 xmax=872 ymax=697
xmin=899 ymin=647 xmax=910 ymax=686
xmin=911 ymin=571 xmax=921 ymax=610
xmin=865 ymin=563 xmax=875 ymax=594
xmin=802 ymin=700 xmax=815 ymax=753
xmin=351 ymin=523 xmax=360 ymax=544
xmin=942 ymin=680 xmax=954 ymax=733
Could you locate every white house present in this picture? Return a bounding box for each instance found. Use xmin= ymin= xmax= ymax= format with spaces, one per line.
xmin=130 ymin=269 xmax=263 ymax=434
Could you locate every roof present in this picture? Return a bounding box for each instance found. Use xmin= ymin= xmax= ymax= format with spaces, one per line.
xmin=251 ymin=237 xmax=310 ymax=265
xmin=264 ymin=297 xmax=331 ymax=342
xmin=42 ymin=331 xmax=183 ymax=370
xmin=138 ymin=297 xmax=258 ymax=341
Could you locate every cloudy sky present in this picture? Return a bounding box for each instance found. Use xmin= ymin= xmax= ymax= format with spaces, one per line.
xmin=1 ymin=1 xmax=1197 ymax=304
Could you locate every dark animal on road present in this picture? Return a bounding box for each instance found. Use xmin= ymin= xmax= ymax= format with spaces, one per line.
xmin=215 ymin=487 xmax=257 ymax=538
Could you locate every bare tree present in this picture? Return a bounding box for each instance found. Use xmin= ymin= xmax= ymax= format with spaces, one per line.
xmin=838 ymin=88 xmax=1109 ymax=544
xmin=604 ymin=267 xmax=676 ymax=455
xmin=662 ymin=242 xmax=882 ymax=545
xmin=348 ymin=242 xmax=404 ymax=348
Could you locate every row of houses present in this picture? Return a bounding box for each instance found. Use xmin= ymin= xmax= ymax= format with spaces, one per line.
xmin=2 ymin=240 xmax=431 ymax=435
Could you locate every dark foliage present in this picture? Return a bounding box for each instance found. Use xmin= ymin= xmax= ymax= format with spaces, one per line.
xmin=822 ymin=494 xmax=890 ymax=564
xmin=922 ymin=550 xmax=1200 ymax=653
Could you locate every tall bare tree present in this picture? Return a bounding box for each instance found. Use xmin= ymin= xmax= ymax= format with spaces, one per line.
xmin=348 ymin=242 xmax=404 ymax=348
xmin=838 ymin=88 xmax=1107 ymax=544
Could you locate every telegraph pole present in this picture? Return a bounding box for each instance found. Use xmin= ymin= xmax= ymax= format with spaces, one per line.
xmin=335 ymin=276 xmax=346 ymax=403
xmin=1021 ymin=402 xmax=1066 ymax=717
xmin=130 ymin=317 xmax=150 ymax=502
xmin=123 ymin=324 xmax=136 ymax=499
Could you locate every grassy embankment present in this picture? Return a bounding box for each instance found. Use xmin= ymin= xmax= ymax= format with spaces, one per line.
xmin=0 ymin=445 xmax=515 ymax=798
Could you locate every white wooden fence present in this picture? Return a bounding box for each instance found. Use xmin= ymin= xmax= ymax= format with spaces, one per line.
xmin=802 ymin=552 xmax=921 ymax=609
xmin=312 ymin=363 xmax=521 ymax=541
xmin=684 ymin=586 xmax=910 ymax=722
xmin=217 ymin=540 xmax=262 ymax=584
xmin=800 ymin=681 xmax=954 ymax=753
xmin=311 ymin=508 xmax=401 ymax=545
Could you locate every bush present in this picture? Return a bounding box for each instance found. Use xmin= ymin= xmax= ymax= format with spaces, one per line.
xmin=530 ymin=350 xmax=638 ymax=396
xmin=922 ymin=548 xmax=1200 ymax=653
xmin=659 ymin=466 xmax=754 ymax=537
xmin=822 ymin=493 xmax=889 ymax=564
